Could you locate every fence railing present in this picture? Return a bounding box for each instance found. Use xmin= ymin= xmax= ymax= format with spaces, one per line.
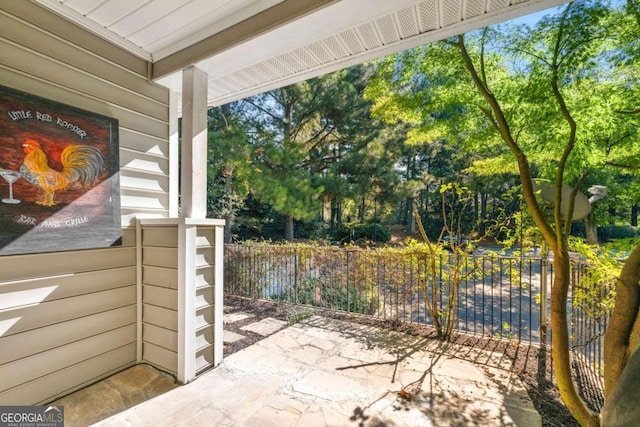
xmin=224 ymin=243 xmax=611 ymax=377
xmin=569 ymin=262 xmax=613 ymax=378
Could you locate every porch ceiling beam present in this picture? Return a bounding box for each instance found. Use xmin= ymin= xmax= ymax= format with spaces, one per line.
xmin=151 ymin=0 xmax=338 ymax=80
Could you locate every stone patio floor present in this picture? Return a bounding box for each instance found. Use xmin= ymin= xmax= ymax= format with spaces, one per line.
xmin=55 ymin=313 xmax=541 ymax=426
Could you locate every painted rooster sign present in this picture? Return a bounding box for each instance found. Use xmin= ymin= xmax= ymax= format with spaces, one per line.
xmin=20 ymin=139 xmax=106 ymax=207
xmin=0 ymin=85 xmax=121 ymax=255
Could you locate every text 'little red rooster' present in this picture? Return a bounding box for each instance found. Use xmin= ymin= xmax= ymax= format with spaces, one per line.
xmin=20 ymin=139 xmax=106 ymax=206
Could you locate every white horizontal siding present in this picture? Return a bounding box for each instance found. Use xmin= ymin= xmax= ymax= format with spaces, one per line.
xmin=142 ymin=227 xmax=179 ymax=247
xmin=0 ymin=344 xmax=136 ymax=405
xmin=195 ymin=248 xmax=215 ymax=269
xmin=143 ymin=341 xmax=177 ymax=374
xmin=195 ymin=304 xmax=214 ymax=331
xmin=195 ymin=285 xmax=214 ymax=309
xmin=121 ymin=209 xmax=167 ymax=226
xmin=196 ymin=227 xmax=216 ymax=247
xmin=0 ymin=267 xmax=135 ymax=310
xmin=137 ymin=221 xmax=224 ymax=381
xmin=0 ymin=17 xmax=166 ymax=102
xmin=143 ymin=247 xmax=179 ymax=269
xmin=195 ymin=326 xmax=214 ymax=352
xmin=120 ymin=170 xmax=169 ymax=193
xmin=119 ymin=128 xmax=169 ymax=157
xmin=0 ymin=2 xmax=149 ymax=76
xmin=0 ymin=286 xmax=136 ymax=336
xmin=0 ymin=2 xmax=172 ymax=405
xmin=0 ymin=247 xmax=135 ymax=282
xmin=195 ymin=344 xmax=215 ymax=374
xmin=121 ymin=190 xmax=169 ymax=211
xmin=193 ymin=225 xmax=220 ymax=376
xmin=1 ymin=6 xmax=171 ymax=224
xmin=0 ymin=67 xmax=168 ymax=139
xmin=139 ymin=224 xmax=179 ymax=376
xmin=121 ymin=228 xmax=137 ymax=246
xmin=143 ymin=304 xmax=177 ymax=331
xmin=195 ymin=267 xmax=215 ymax=288
xmin=120 ymin=148 xmax=169 ymax=175
xmin=0 ymin=325 xmax=135 ymax=391
xmin=143 ymin=323 xmax=177 ymax=352
xmin=143 ymin=285 xmax=177 ymax=310
xmin=143 ymin=265 xmax=178 ymax=289
xmin=0 ymin=39 xmax=167 ymax=120
xmin=0 ymin=305 xmax=135 ymax=366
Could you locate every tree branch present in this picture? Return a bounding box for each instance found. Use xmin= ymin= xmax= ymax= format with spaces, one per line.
xmin=242 ymin=98 xmax=282 ymax=122
xmin=550 ymin=7 xmax=578 ymax=239
xmin=615 ymin=109 xmax=640 ymax=115
xmin=605 ymin=161 xmax=640 ymax=170
xmin=452 ymin=34 xmax=557 ymax=249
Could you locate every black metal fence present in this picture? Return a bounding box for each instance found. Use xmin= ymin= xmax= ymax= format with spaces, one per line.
xmin=225 ymin=243 xmax=611 ymax=378
xmin=569 ymin=262 xmax=613 ymax=378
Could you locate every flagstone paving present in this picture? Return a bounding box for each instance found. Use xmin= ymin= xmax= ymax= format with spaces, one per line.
xmin=92 ymin=316 xmax=541 ymax=427
xmin=223 ymin=330 xmax=246 ymax=345
xmin=239 ymin=317 xmax=288 ymax=336
xmin=223 ymin=312 xmax=253 ymax=324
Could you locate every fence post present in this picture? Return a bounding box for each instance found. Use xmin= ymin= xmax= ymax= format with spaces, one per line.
xmin=294 ymin=247 xmax=299 ymax=305
xmin=346 ymin=250 xmax=351 ymax=313
xmin=540 ymin=254 xmax=548 ymax=345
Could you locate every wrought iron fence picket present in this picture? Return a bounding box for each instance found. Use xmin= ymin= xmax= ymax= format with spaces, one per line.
xmin=224 ymin=243 xmax=609 ymax=380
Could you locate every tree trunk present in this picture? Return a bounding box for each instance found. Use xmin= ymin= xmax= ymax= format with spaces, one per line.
xmin=551 ymin=250 xmax=601 ymax=427
xmin=583 ymin=213 xmax=598 ymax=245
xmin=604 ymin=243 xmax=640 ymax=398
xmin=453 ymin=28 xmax=603 ymax=426
xmin=406 ymin=197 xmax=416 ymax=234
xmin=221 ymin=103 xmax=234 ymax=244
xmin=404 ymin=197 xmax=411 ymax=226
xmin=223 ymin=166 xmax=233 ymax=244
xmin=285 ymin=214 xmax=294 ymax=241
xmin=631 ymin=203 xmax=638 ymax=227
xmin=601 ymin=343 xmax=640 ymax=426
xmin=330 ymin=196 xmax=337 ymax=235
xmin=224 ymin=214 xmax=233 ymax=243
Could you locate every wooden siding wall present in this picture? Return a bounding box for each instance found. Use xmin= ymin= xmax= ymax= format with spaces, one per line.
xmin=140 ymin=227 xmax=179 ymax=375
xmin=137 ymin=219 xmax=224 ymax=382
xmin=0 ymin=3 xmax=171 ymax=405
xmin=194 ymin=227 xmax=217 ymax=374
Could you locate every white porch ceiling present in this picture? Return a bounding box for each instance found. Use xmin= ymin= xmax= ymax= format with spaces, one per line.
xmin=35 ymin=0 xmax=566 ymax=107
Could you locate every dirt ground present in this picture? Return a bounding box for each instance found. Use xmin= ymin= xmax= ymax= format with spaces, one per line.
xmin=224 ymin=296 xmax=604 ymax=427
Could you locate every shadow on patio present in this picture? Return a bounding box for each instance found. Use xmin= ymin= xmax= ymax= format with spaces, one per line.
xmin=69 ymin=308 xmax=540 ymax=427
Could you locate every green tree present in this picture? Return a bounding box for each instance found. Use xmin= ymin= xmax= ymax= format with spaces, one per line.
xmin=207 ymin=102 xmax=253 ymax=242
xmin=238 ymin=66 xmax=396 ymax=241
xmin=366 ymin=1 xmax=639 ymax=425
xmin=241 ymin=82 xmax=330 ymax=240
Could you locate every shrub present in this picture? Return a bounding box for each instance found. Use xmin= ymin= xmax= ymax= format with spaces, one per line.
xmin=597 ymin=225 xmax=638 ymax=242
xmin=335 ymin=222 xmax=391 ymax=243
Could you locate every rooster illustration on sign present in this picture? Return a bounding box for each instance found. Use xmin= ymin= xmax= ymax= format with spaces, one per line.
xmin=20 ymin=139 xmax=106 ymax=206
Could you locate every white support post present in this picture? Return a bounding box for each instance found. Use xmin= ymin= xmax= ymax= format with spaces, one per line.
xmin=177 ymin=221 xmax=196 ymax=383
xmin=213 ymin=223 xmax=225 ymax=366
xmin=169 ymin=90 xmax=180 ymax=218
xmin=181 ymin=66 xmax=208 ymax=219
xmin=135 ymin=219 xmax=143 ymax=363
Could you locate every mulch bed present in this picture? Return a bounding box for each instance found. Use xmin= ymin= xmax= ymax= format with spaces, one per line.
xmin=223 ymin=296 xmax=604 ymax=427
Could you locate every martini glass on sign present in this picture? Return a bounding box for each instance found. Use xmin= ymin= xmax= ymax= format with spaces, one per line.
xmin=0 ymin=169 xmax=21 ymax=204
